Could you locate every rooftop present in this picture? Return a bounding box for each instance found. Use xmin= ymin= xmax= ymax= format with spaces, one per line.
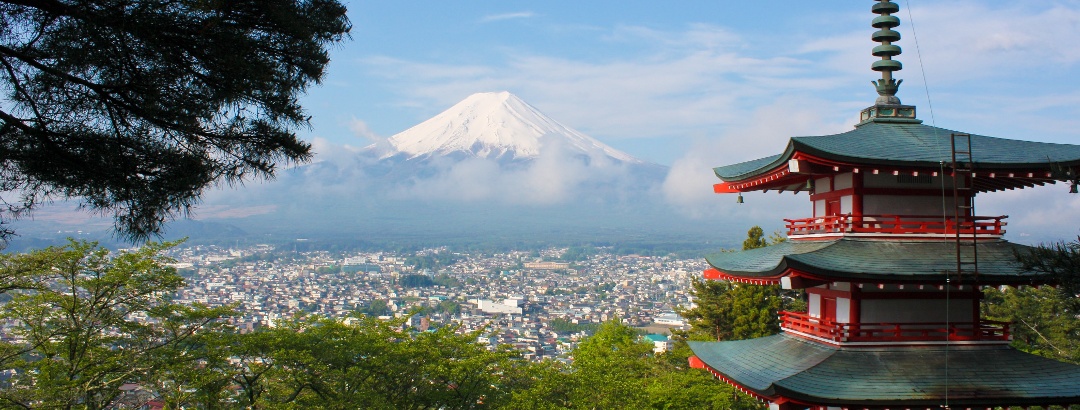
xmin=713 ymin=121 xmax=1080 ymax=193
xmin=690 ymin=334 xmax=1080 ymax=407
xmin=704 ymin=238 xmax=1045 ymax=286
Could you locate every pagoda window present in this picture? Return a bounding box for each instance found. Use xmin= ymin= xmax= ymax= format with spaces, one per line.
xmin=833 ymin=173 xmax=853 ymax=190
xmin=862 ymin=194 xmax=953 ymax=216
xmin=811 ymin=174 xmax=857 ymax=218
xmin=814 ymin=176 xmax=833 ymax=192
xmin=860 ymin=298 xmax=974 ymax=324
xmin=812 ymin=177 xmax=831 ymax=217
xmin=806 ymin=284 xmax=854 ymax=322
xmin=807 ymin=296 xmax=850 ymax=323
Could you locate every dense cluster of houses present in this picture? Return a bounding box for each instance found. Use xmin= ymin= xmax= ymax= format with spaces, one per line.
xmin=168 ymin=244 xmax=699 ymax=359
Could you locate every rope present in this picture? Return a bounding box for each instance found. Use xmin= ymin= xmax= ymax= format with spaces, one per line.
xmin=905 ymin=0 xmax=936 ymax=127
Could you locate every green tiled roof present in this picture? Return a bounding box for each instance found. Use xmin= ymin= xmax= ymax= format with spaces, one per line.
xmin=714 ymin=121 xmax=1080 ymax=181
xmin=690 ymin=334 xmax=1080 ymax=406
xmin=705 ymin=239 xmax=1046 ymax=285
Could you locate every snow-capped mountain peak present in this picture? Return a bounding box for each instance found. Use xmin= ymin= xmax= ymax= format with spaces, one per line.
xmin=383 ymin=91 xmax=643 ymax=163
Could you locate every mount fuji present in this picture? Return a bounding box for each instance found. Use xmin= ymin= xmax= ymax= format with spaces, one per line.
xmin=351 ymin=91 xmax=668 ymax=202
xmin=204 ymin=91 xmax=692 ymax=243
xmin=375 ymin=91 xmax=645 ymax=165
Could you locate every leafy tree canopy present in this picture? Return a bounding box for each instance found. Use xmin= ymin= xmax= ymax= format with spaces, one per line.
xmin=0 ymin=0 xmax=350 ymax=240
xmin=742 ymin=226 xmax=768 ymax=251
xmin=985 ymin=237 xmax=1080 ymax=365
xmin=509 ymin=320 xmax=764 ymax=410
xmin=0 ymin=239 xmax=232 ymax=409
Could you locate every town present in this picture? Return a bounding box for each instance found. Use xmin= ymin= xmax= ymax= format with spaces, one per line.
xmin=167 ymin=243 xmax=704 ymax=360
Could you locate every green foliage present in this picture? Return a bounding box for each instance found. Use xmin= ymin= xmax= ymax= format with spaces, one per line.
xmin=439 ymin=299 xmax=462 ymax=315
xmin=359 ymin=299 xmax=391 ymax=317
xmin=678 ymin=226 xmax=785 ymax=342
xmin=560 ymin=245 xmax=598 ymax=262
xmin=742 ymin=226 xmax=769 ymax=250
xmin=406 ymin=253 xmax=460 ymax=270
xmin=316 ymin=264 xmax=342 ymax=274
xmin=569 ymin=320 xmax=655 ymax=408
xmin=433 ymin=273 xmax=462 ymax=288
xmin=0 ymin=240 xmax=232 ymax=409
xmin=510 ymin=320 xmax=764 ymax=410
xmin=643 ymin=362 xmax=763 ymax=410
xmin=677 ymin=277 xmax=736 ymax=341
xmin=729 ymin=285 xmax=781 ymax=340
xmin=224 ymin=315 xmax=526 ymax=409
xmin=987 ymin=237 xmax=1080 ymax=365
xmin=400 ymin=274 xmax=436 ymax=287
xmin=0 ymin=0 xmax=350 ymax=240
xmin=984 ymin=285 xmax=1080 ymax=365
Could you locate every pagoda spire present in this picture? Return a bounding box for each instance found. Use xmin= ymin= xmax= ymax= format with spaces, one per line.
xmin=871 ymin=0 xmax=903 ymax=105
xmin=857 ymin=0 xmax=920 ymax=125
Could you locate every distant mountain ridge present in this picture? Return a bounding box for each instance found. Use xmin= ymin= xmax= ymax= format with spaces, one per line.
xmin=373 ymin=91 xmax=647 ymax=165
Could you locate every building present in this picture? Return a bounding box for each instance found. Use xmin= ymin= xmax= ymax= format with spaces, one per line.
xmin=688 ymin=2 xmax=1080 ymax=409
xmin=652 ymin=312 xmax=686 ymax=326
xmin=473 ymin=297 xmax=525 ymax=315
xmin=644 ymin=334 xmax=671 ymax=354
xmin=524 ymin=261 xmax=571 ymax=270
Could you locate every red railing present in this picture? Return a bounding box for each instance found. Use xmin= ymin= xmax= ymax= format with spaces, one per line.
xmin=784 ymin=214 xmax=1006 ymax=237
xmin=779 ymin=311 xmax=1011 ymax=343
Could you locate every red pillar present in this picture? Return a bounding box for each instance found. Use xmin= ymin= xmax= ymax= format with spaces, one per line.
xmin=852 ymin=171 xmax=864 ymax=217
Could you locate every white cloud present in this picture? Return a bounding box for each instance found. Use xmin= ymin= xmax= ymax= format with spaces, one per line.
xmin=977 ymin=184 xmax=1080 ymax=245
xmin=347 ymin=118 xmax=381 ymax=142
xmin=661 ymin=97 xmax=852 ymax=218
xmin=355 ymin=1 xmax=1080 ymax=151
xmin=479 ymin=12 xmax=537 ymax=23
xmin=386 ymin=138 xmax=634 ymax=205
xmin=360 ymin=47 xmax=823 ymax=147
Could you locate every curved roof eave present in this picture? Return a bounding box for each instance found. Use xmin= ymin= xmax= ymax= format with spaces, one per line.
xmin=712 ymin=122 xmax=1080 ymax=183
xmin=713 ymin=144 xmax=796 ymax=181
xmin=704 ymin=239 xmax=1052 ymax=286
xmin=690 ymin=334 xmax=1080 ymax=406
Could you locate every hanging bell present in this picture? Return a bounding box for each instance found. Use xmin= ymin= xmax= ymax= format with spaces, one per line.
xmin=805 ymin=179 xmax=814 ymax=192
xmin=736 ymin=193 xmax=744 ymax=204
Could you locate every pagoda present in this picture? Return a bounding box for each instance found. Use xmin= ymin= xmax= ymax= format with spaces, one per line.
xmin=687 ymin=2 xmax=1080 ymax=409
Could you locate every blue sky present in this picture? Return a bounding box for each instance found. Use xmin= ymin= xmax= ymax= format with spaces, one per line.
xmin=270 ymin=0 xmax=1080 ymax=242
xmin=15 ymin=1 xmax=1080 ymax=245
xmin=302 ymin=0 xmax=1080 ymax=167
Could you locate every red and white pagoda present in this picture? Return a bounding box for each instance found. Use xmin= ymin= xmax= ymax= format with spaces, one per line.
xmin=688 ymin=2 xmax=1080 ymax=409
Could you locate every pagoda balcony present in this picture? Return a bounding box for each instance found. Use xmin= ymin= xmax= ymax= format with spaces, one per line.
xmin=784 ymin=214 xmax=1006 ymax=238
xmin=779 ymin=311 xmax=1011 ymax=345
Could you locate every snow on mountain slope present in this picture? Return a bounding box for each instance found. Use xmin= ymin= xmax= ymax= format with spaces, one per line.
xmin=382 ymin=91 xmax=644 ymax=164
